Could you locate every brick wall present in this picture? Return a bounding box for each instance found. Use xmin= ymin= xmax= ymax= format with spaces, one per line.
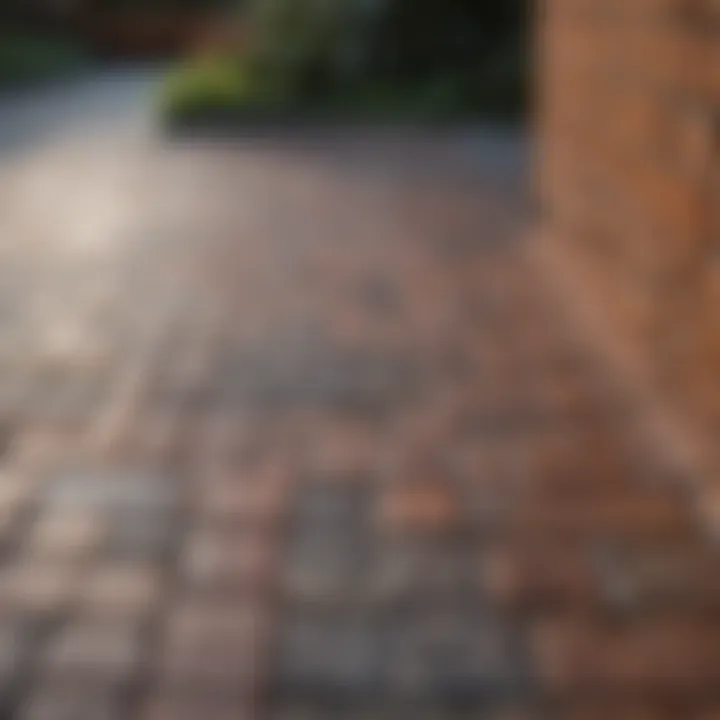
xmin=538 ymin=0 xmax=720 ymax=465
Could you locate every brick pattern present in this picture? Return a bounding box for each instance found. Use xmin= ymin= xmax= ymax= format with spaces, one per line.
xmin=538 ymin=0 xmax=720 ymax=492
xmin=0 ymin=132 xmax=718 ymax=719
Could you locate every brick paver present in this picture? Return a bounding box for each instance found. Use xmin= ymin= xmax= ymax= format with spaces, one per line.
xmin=0 ymin=126 xmax=717 ymax=720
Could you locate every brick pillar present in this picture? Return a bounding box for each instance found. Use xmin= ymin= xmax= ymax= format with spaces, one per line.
xmin=539 ymin=0 xmax=720 ymax=464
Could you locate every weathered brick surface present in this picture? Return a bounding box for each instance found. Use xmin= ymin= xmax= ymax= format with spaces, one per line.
xmin=0 ymin=123 xmax=718 ymax=720
xmin=539 ymin=0 xmax=720 ymax=491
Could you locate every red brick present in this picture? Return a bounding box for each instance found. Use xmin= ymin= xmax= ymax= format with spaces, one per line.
xmin=483 ymin=544 xmax=602 ymax=609
xmin=534 ymin=619 xmax=720 ymax=697
xmin=196 ymin=467 xmax=286 ymax=526
xmin=377 ymin=482 xmax=460 ymax=534
xmin=510 ymin=488 xmax=696 ymax=541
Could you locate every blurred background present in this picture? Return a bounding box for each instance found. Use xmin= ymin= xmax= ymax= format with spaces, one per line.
xmin=0 ymin=0 xmax=528 ymax=123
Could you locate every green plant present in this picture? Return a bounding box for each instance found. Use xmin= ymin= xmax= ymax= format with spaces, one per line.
xmin=162 ymin=58 xmax=248 ymax=115
xmin=160 ymin=55 xmax=296 ymax=122
xmin=160 ymin=0 xmax=527 ymax=125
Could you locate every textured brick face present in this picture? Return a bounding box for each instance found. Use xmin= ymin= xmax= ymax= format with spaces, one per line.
xmin=539 ymin=0 xmax=720 ymax=475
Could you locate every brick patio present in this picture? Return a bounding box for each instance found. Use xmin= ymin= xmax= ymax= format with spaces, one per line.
xmin=0 ymin=126 xmax=717 ymax=719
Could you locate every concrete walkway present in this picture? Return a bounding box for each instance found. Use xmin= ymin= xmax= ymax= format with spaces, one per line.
xmin=0 ymin=71 xmax=717 ymax=720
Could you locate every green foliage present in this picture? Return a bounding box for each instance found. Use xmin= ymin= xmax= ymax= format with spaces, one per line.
xmin=244 ymin=0 xmax=366 ymax=96
xmin=160 ymin=55 xmax=297 ymax=123
xmin=0 ymin=36 xmax=86 ymax=89
xmin=161 ymin=57 xmax=251 ymax=118
xmin=161 ymin=0 xmax=528 ymax=124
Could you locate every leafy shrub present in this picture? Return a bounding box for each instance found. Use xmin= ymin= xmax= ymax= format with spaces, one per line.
xmin=160 ymin=0 xmax=527 ymax=125
xmin=161 ymin=58 xmax=250 ymax=117
xmin=160 ymin=55 xmax=299 ymax=124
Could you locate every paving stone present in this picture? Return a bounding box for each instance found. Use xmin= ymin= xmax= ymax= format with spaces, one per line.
xmin=41 ymin=468 xmax=176 ymax=515
xmin=23 ymin=373 xmax=108 ymax=424
xmin=181 ymin=525 xmax=275 ymax=592
xmin=124 ymin=414 xmax=187 ymax=465
xmin=33 ymin=469 xmax=179 ymax=561
xmin=196 ymin=414 xmax=256 ymax=470
xmin=533 ymin=619 xmax=720 ymax=697
xmin=372 ymin=536 xmax=478 ymax=605
xmin=283 ymin=534 xmax=373 ymax=604
xmin=550 ymin=700 xmax=698 ymax=720
xmin=293 ymin=483 xmax=373 ymax=535
xmin=28 ymin=510 xmax=106 ymax=560
xmin=0 ymin=471 xmax=32 ymax=541
xmin=0 ymin=421 xmax=16 ymax=461
xmin=0 ymin=562 xmax=79 ymax=616
xmin=482 ymin=544 xmax=603 ymax=610
xmin=596 ymin=544 xmax=720 ymax=610
xmin=6 ymin=429 xmax=78 ymax=472
xmin=214 ymin=343 xmax=419 ymax=415
xmin=0 ymin=617 xmax=33 ymax=700
xmin=382 ymin=608 xmax=527 ymax=700
xmin=283 ymin=483 xmax=374 ymax=603
xmin=376 ymin=482 xmax=461 ymax=535
xmin=42 ymin=619 xmax=143 ymax=680
xmin=36 ymin=472 xmax=179 ymax=560
xmin=270 ymin=699 xmax=536 ymax=720
xmin=508 ymin=489 xmax=697 ymax=543
xmin=197 ymin=473 xmax=286 ymax=526
xmin=15 ymin=681 xmax=122 ymax=720
xmin=0 ymin=470 xmax=33 ymax=508
xmin=104 ymin=505 xmax=179 ymax=561
xmin=81 ymin=563 xmax=162 ymax=617
xmin=275 ymin=610 xmax=384 ymax=696
xmin=158 ymin=600 xmax=269 ymax=688
xmin=302 ymin=421 xmax=378 ymax=477
xmin=142 ymin=691 xmax=251 ymax=720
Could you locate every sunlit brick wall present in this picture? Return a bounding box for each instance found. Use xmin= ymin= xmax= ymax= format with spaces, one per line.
xmin=538 ymin=0 xmax=720 ymax=441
